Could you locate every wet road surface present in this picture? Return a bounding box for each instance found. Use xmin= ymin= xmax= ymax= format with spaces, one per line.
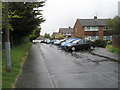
xmin=15 ymin=43 xmax=118 ymax=88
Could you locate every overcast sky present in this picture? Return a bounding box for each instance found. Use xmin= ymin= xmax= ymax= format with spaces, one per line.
xmin=40 ymin=0 xmax=120 ymax=35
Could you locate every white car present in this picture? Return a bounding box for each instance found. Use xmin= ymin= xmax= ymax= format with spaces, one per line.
xmin=32 ymin=40 xmax=42 ymax=43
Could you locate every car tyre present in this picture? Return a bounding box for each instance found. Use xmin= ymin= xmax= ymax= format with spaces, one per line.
xmin=90 ymin=45 xmax=94 ymax=50
xmin=71 ymin=47 xmax=76 ymax=51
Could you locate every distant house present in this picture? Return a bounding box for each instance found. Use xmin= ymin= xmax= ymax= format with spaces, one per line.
xmin=72 ymin=16 xmax=112 ymax=41
xmin=52 ymin=32 xmax=59 ymax=39
xmin=59 ymin=27 xmax=73 ymax=37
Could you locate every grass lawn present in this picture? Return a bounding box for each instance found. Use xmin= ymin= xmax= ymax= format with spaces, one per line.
xmin=2 ymin=43 xmax=32 ymax=88
xmin=106 ymin=45 xmax=120 ymax=54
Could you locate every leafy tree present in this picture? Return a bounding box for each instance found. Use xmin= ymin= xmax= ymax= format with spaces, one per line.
xmin=44 ymin=33 xmax=51 ymax=39
xmin=2 ymin=2 xmax=45 ymax=45
xmin=106 ymin=16 xmax=120 ymax=35
xmin=29 ymin=26 xmax=41 ymax=42
xmin=56 ymin=34 xmax=64 ymax=39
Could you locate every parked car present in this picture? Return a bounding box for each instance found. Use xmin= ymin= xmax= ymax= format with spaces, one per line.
xmin=41 ymin=38 xmax=51 ymax=44
xmin=60 ymin=38 xmax=80 ymax=49
xmin=65 ymin=39 xmax=95 ymax=51
xmin=32 ymin=40 xmax=42 ymax=43
xmin=54 ymin=40 xmax=60 ymax=45
xmin=46 ymin=39 xmax=51 ymax=44
xmin=50 ymin=40 xmax=57 ymax=44
xmin=54 ymin=38 xmax=69 ymax=45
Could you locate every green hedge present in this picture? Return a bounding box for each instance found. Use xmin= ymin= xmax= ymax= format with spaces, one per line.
xmin=94 ymin=39 xmax=107 ymax=48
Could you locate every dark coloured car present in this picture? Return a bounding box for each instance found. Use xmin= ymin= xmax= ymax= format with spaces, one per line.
xmin=65 ymin=39 xmax=95 ymax=51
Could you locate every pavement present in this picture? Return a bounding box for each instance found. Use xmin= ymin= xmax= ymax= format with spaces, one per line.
xmin=15 ymin=43 xmax=118 ymax=88
xmin=93 ymin=47 xmax=120 ymax=61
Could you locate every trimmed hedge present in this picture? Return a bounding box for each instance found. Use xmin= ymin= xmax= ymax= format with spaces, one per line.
xmin=94 ymin=39 xmax=107 ymax=48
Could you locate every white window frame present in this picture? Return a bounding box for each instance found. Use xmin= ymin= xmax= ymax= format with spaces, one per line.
xmin=85 ymin=36 xmax=98 ymax=41
xmin=84 ymin=27 xmax=98 ymax=31
xmin=104 ymin=36 xmax=112 ymax=40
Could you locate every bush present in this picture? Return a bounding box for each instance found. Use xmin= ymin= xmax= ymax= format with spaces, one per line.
xmin=106 ymin=45 xmax=120 ymax=54
xmin=107 ymin=40 xmax=112 ymax=45
xmin=94 ymin=39 xmax=107 ymax=48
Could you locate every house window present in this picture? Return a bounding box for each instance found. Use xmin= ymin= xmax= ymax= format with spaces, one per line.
xmin=91 ymin=36 xmax=98 ymax=41
xmin=85 ymin=36 xmax=98 ymax=41
xmin=103 ymin=27 xmax=107 ymax=30
xmin=84 ymin=27 xmax=98 ymax=31
xmin=104 ymin=36 xmax=112 ymax=40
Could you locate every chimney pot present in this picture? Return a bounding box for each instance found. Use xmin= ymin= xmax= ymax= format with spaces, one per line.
xmin=94 ymin=16 xmax=97 ymax=19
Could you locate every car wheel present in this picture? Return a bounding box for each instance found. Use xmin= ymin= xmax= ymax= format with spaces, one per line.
xmin=71 ymin=47 xmax=76 ymax=51
xmin=90 ymin=45 xmax=94 ymax=50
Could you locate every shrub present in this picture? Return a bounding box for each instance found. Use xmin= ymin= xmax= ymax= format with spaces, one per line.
xmin=107 ymin=40 xmax=112 ymax=45
xmin=94 ymin=39 xmax=107 ymax=48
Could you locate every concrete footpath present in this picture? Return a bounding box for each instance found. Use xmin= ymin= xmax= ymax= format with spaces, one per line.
xmin=15 ymin=44 xmax=54 ymax=88
xmin=93 ymin=48 xmax=120 ymax=61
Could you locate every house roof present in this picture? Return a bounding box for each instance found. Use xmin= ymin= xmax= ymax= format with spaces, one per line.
xmin=59 ymin=28 xmax=73 ymax=34
xmin=77 ymin=19 xmax=108 ymax=27
xmin=52 ymin=32 xmax=58 ymax=36
xmin=52 ymin=32 xmax=58 ymax=34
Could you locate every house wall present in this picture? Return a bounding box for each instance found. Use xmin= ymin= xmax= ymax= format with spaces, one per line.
xmin=72 ymin=20 xmax=110 ymax=40
xmin=73 ymin=20 xmax=84 ymax=38
xmin=98 ymin=27 xmax=104 ymax=39
xmin=85 ymin=31 xmax=98 ymax=36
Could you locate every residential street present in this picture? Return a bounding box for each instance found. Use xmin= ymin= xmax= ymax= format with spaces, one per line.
xmin=15 ymin=43 xmax=118 ymax=88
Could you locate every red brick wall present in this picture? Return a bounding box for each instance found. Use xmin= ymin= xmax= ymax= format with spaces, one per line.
xmin=73 ymin=20 xmax=84 ymax=38
xmin=85 ymin=31 xmax=98 ymax=36
xmin=104 ymin=31 xmax=113 ymax=36
xmin=98 ymin=27 xmax=104 ymax=39
xmin=72 ymin=20 xmax=108 ymax=40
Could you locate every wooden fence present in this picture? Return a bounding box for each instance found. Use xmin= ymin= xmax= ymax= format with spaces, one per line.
xmin=112 ymin=35 xmax=120 ymax=49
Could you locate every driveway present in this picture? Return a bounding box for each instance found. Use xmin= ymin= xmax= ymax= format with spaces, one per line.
xmin=15 ymin=43 xmax=118 ymax=88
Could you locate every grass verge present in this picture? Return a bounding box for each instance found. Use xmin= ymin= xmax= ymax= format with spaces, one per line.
xmin=2 ymin=43 xmax=32 ymax=88
xmin=106 ymin=45 xmax=120 ymax=54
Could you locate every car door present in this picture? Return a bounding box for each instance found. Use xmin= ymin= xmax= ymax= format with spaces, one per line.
xmin=77 ymin=39 xmax=84 ymax=50
xmin=83 ymin=39 xmax=91 ymax=49
xmin=77 ymin=39 xmax=90 ymax=50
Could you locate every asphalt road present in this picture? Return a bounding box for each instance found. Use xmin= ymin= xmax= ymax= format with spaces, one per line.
xmin=15 ymin=43 xmax=118 ymax=88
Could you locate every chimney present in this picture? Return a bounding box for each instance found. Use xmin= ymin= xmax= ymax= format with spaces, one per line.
xmin=94 ymin=16 xmax=98 ymax=21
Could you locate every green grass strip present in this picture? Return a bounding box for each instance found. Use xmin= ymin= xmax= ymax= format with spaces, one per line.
xmin=106 ymin=45 xmax=120 ymax=54
xmin=2 ymin=43 xmax=32 ymax=88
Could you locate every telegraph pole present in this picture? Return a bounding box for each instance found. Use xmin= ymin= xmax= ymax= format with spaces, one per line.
xmin=4 ymin=2 xmax=11 ymax=72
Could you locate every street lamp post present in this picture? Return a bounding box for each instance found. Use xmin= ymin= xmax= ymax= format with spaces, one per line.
xmin=4 ymin=2 xmax=11 ymax=72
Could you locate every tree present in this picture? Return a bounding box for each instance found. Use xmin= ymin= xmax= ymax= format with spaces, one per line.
xmin=56 ymin=34 xmax=64 ymax=39
xmin=3 ymin=2 xmax=45 ymax=45
xmin=44 ymin=33 xmax=51 ymax=39
xmin=29 ymin=26 xmax=41 ymax=42
xmin=106 ymin=16 xmax=120 ymax=35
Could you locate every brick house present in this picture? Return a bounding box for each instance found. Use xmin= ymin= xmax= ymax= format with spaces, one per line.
xmin=59 ymin=27 xmax=73 ymax=37
xmin=51 ymin=32 xmax=59 ymax=39
xmin=72 ymin=16 xmax=112 ymax=41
